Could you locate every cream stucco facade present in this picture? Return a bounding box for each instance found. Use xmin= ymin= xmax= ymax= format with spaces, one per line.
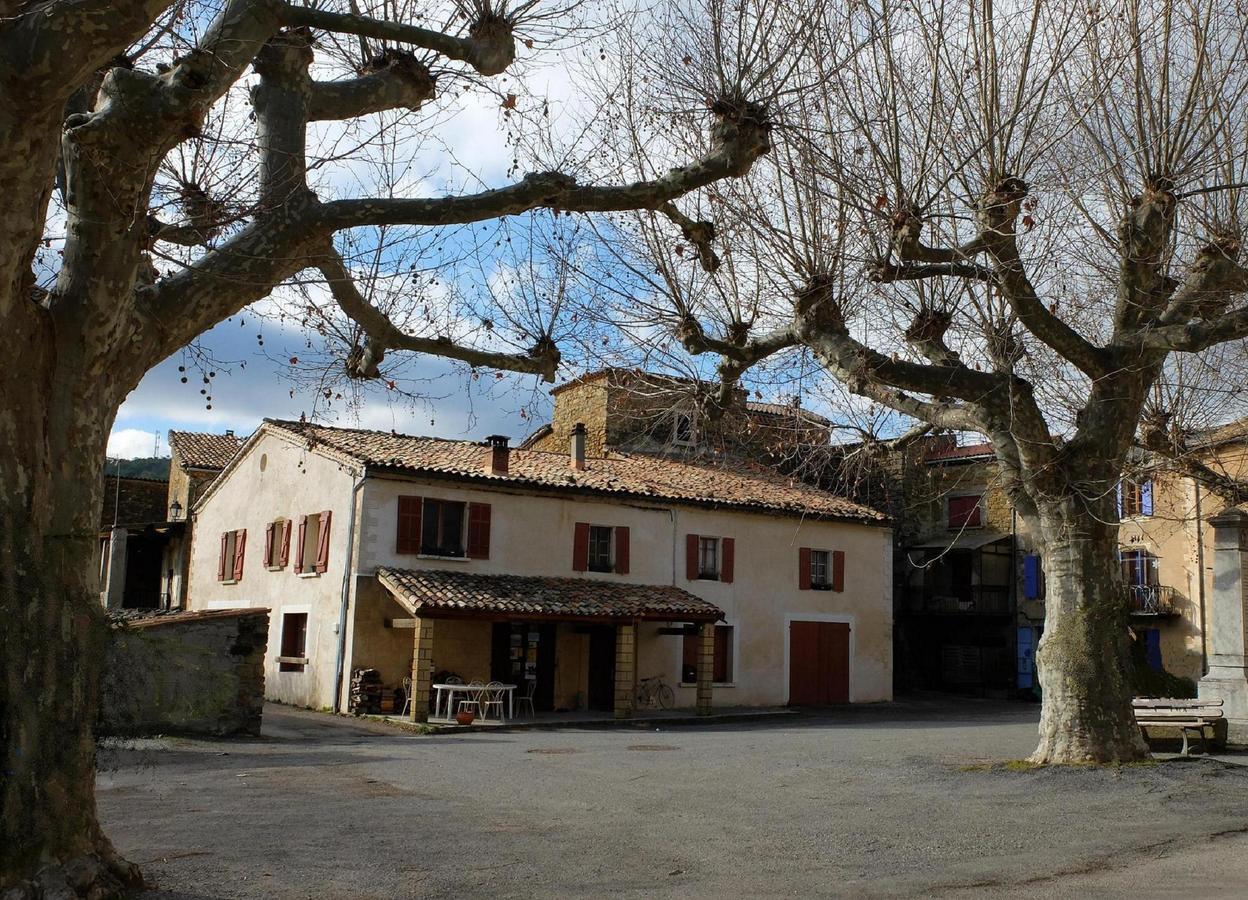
xmin=189 ymin=424 xmax=894 ymax=715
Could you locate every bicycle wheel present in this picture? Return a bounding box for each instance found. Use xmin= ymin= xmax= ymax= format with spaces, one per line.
xmin=635 ymin=684 xmax=649 ymax=706
xmin=656 ymin=684 xmax=675 ymax=710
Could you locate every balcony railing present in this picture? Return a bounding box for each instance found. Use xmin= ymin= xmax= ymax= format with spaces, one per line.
xmin=1125 ymin=584 xmax=1180 ymax=616
xmin=906 ymin=585 xmax=1012 ymax=614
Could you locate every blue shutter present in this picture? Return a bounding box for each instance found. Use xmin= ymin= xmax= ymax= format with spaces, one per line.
xmin=1022 ymin=554 xmax=1040 ymax=600
xmin=1144 ymin=629 xmax=1163 ymax=672
xmin=1141 ymin=480 xmax=1154 ymax=516
xmin=1017 ymin=627 xmax=1035 ymax=690
xmin=1115 ymin=481 xmax=1124 ymax=518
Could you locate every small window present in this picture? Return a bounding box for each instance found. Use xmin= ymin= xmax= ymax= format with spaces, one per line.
xmin=698 ymin=537 xmax=719 ymax=580
xmin=682 ymin=625 xmax=734 ymax=684
xmin=588 ymin=526 xmax=614 ymax=572
xmin=810 ymin=550 xmax=831 ymax=590
xmin=673 ymin=411 xmax=696 ymax=447
xmin=948 ymin=495 xmax=983 ymax=530
xmin=218 ymin=529 xmax=245 ymax=583
xmin=300 ymin=513 xmax=321 ymax=573
xmin=279 ymin=612 xmax=308 ymax=672
xmin=265 ymin=519 xmax=289 ymax=569
xmin=422 ymin=499 xmax=466 ymax=557
xmin=1120 ymin=479 xmax=1154 ymax=518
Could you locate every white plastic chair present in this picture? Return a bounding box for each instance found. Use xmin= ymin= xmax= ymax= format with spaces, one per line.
xmin=457 ymin=681 xmax=484 ymax=719
xmin=514 ymin=679 xmax=537 ymax=718
xmin=400 ymin=675 xmax=413 ymax=717
xmin=480 ymin=681 xmax=506 ymax=721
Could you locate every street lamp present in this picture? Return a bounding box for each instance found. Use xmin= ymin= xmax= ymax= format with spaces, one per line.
xmin=169 ymin=499 xmax=183 ymax=521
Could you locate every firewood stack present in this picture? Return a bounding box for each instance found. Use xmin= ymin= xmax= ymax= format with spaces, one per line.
xmin=349 ymin=668 xmax=383 ymax=714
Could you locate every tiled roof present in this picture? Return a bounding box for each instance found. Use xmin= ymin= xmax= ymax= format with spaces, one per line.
xmin=265 ymin=419 xmax=887 ymax=524
xmin=378 ymin=567 xmax=723 ymax=621
xmin=924 ymin=441 xmax=995 ymax=463
xmin=101 ymin=475 xmax=168 ymax=528
xmin=169 ymin=430 xmax=244 ymax=470
xmin=745 ymin=400 xmax=832 ymax=427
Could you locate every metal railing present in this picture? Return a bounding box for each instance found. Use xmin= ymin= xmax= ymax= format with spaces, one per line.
xmin=906 ymin=585 xmax=1012 ymax=614
xmin=1125 ymin=584 xmax=1179 ymax=615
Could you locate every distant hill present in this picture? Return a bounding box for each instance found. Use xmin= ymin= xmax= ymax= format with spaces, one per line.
xmin=106 ymin=457 xmax=171 ymax=480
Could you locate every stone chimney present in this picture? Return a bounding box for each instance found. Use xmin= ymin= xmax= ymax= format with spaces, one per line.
xmin=570 ymin=422 xmax=587 ymax=471
xmin=225 ymin=429 xmax=235 ymax=438
xmin=485 ymin=435 xmax=510 ymax=475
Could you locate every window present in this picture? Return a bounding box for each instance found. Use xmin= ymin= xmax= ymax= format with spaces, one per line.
xmin=1119 ymin=479 xmax=1154 ymax=518
xmin=264 ymin=519 xmax=290 ymax=569
xmin=295 ymin=511 xmax=332 ymax=575
xmin=279 ymin=612 xmax=308 ymax=672
xmin=948 ymin=495 xmax=983 ymax=530
xmin=698 ymin=537 xmax=719 ymax=579
xmin=810 ymin=549 xmax=831 ymax=589
xmin=422 ymin=499 xmax=466 ymax=557
xmin=217 ymin=528 xmax=246 ymax=583
xmin=588 ymin=526 xmax=614 ymax=572
xmin=682 ymin=624 xmax=734 ymax=684
xmin=673 ymin=411 xmax=696 ymax=447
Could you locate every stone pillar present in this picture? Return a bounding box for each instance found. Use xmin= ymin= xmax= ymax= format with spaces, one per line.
xmin=614 ymin=622 xmax=636 ymax=719
xmin=410 ymin=616 xmax=435 ymax=723
xmin=696 ymin=623 xmax=715 ymax=716
xmin=1199 ymin=508 xmax=1248 ymax=741
xmin=102 ymin=526 xmax=128 ymax=609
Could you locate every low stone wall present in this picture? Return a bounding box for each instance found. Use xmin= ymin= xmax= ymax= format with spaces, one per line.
xmin=101 ymin=608 xmax=269 ymax=737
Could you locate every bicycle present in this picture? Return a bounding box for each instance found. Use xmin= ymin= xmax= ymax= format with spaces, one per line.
xmin=635 ymin=674 xmax=674 ymax=709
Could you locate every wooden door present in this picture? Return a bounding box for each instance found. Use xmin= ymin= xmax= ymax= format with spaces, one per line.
xmin=789 ymin=621 xmax=850 ymax=705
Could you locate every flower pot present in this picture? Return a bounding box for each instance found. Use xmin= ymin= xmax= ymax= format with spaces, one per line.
xmin=455 ymin=710 xmax=475 ymax=726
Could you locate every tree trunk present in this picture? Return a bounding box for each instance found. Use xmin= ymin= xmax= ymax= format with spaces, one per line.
xmin=1030 ymin=498 xmax=1150 ymax=764
xmin=0 ymin=348 xmax=142 ymax=895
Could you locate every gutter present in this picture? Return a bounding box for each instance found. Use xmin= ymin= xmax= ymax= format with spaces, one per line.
xmin=332 ymin=469 xmax=368 ymax=713
xmin=1194 ymin=478 xmax=1208 ymax=676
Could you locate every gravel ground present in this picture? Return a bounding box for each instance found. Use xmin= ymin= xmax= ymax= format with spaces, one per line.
xmin=97 ymin=700 xmax=1248 ymax=899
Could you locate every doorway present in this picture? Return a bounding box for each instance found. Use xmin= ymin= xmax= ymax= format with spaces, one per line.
xmin=586 ymin=626 xmax=617 ymax=712
xmin=491 ymin=623 xmax=557 ymax=711
xmin=789 ymin=620 xmax=850 ymax=705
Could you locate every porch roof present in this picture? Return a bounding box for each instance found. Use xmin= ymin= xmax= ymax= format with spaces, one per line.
xmin=377 ymin=567 xmax=723 ymax=623
xmin=908 ymin=530 xmax=1011 ymax=551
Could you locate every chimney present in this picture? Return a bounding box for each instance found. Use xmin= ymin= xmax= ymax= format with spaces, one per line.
xmin=570 ymin=422 xmax=587 ymax=471
xmin=225 ymin=429 xmax=235 ymax=438
xmin=485 ymin=434 xmax=510 ymax=475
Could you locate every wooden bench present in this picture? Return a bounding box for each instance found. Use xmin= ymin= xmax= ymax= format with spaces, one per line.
xmin=1133 ymin=698 xmax=1227 ymax=755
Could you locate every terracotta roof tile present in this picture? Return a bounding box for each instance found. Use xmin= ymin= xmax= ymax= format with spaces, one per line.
xmin=169 ymin=431 xmax=244 ymax=470
xmin=379 ymin=567 xmax=723 ymax=621
xmin=745 ymin=400 xmax=832 ymax=427
xmin=266 ymin=419 xmax=887 ymax=524
xmin=924 ymin=441 xmax=995 ymax=463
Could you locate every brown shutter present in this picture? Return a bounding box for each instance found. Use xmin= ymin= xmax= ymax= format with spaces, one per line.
xmin=264 ymin=522 xmax=275 ymax=568
xmin=397 ymin=496 xmax=423 ymax=554
xmin=279 ymin=520 xmax=291 ymax=567
xmin=315 ymin=510 xmax=332 ymax=573
xmin=614 ymin=526 xmax=630 ymax=574
xmin=295 ymin=515 xmax=308 ymax=573
xmin=721 ymin=538 xmax=735 ymax=583
xmin=467 ymin=502 xmax=492 ymax=559
xmin=799 ymin=547 xmax=812 ymax=590
xmin=232 ymin=529 xmax=246 ymax=581
xmin=573 ymin=522 xmax=590 ymax=572
xmin=218 ymin=532 xmax=228 ymax=581
xmin=832 ymin=549 xmax=845 ymax=592
xmin=686 ymin=533 xmax=699 ymax=580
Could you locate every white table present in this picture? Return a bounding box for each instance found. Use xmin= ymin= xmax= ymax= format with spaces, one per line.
xmin=432 ymin=683 xmax=516 ymax=722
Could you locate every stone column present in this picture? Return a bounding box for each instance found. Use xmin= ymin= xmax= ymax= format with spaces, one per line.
xmin=696 ymin=623 xmax=715 ymax=716
xmin=1198 ymin=507 xmax=1248 ymax=741
xmin=410 ymin=616 xmax=435 ymax=723
xmin=102 ymin=526 xmax=128 ymax=609
xmin=614 ymin=622 xmax=637 ymax=719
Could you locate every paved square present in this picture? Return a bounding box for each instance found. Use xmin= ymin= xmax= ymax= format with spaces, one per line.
xmin=99 ymin=702 xmax=1248 ymax=898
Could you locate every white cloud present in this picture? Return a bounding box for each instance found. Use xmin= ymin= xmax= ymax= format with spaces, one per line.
xmin=108 ymin=428 xmax=167 ymax=459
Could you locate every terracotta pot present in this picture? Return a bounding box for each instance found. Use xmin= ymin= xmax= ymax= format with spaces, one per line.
xmin=455 ymin=710 xmax=475 ymax=726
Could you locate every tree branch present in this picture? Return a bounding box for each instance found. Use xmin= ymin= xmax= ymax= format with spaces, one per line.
xmin=308 ymin=51 xmax=435 ymax=121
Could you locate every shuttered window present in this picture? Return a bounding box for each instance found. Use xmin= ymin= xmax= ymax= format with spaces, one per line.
xmin=265 ymin=519 xmax=291 ymax=569
xmin=279 ymin=613 xmax=308 ymax=672
xmin=948 ymin=495 xmax=983 ymax=529
xmin=800 ymin=548 xmax=844 ymax=592
xmin=218 ymin=529 xmax=246 ymax=583
xmin=575 ymin=523 xmax=628 ymax=574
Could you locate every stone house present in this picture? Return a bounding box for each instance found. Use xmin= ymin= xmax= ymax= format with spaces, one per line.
xmin=163 ymin=430 xmax=244 ymax=607
xmin=186 ymin=417 xmax=894 ymax=719
xmin=98 ymin=473 xmax=176 ymax=609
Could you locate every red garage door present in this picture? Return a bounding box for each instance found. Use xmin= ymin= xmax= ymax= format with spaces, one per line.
xmin=789 ymin=621 xmax=850 ymax=705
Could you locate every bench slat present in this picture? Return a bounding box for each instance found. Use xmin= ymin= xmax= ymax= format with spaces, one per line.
xmin=1133 ymin=698 xmax=1223 ymax=709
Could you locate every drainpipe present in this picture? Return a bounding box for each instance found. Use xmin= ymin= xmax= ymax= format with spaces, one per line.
xmin=332 ymin=470 xmax=368 ymax=713
xmin=1194 ymin=478 xmax=1208 ymax=676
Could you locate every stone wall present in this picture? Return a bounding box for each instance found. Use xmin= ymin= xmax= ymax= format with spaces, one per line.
xmin=100 ymin=608 xmax=269 ymax=737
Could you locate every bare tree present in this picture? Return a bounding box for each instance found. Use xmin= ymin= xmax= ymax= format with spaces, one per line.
xmin=599 ymin=0 xmax=1248 ymax=763
xmin=0 ymin=0 xmax=784 ymax=892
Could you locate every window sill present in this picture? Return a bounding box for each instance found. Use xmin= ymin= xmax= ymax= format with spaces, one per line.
xmin=679 ymin=682 xmax=735 ymax=689
xmin=219 ymin=579 xmax=238 ymax=586
xmin=297 ymin=571 xmax=321 ymax=579
xmin=277 ymin=656 xmax=308 ymax=666
xmin=266 ymin=565 xmax=286 ymax=572
xmin=417 ymin=553 xmax=469 ymax=562
xmin=696 ymin=575 xmax=720 ymax=582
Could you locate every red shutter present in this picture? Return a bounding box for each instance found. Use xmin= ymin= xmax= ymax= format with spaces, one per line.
xmin=832 ymin=549 xmax=845 ymax=592
xmin=721 ymin=538 xmax=735 ymax=583
xmin=295 ymin=515 xmax=308 ymax=573
xmin=218 ymin=532 xmax=228 ymax=581
xmin=279 ymin=520 xmax=291 ymax=567
xmin=467 ymin=502 xmax=492 ymax=559
xmin=573 ymin=522 xmax=590 ymax=572
xmin=686 ymin=533 xmax=699 ymax=580
xmin=397 ymin=496 xmax=423 ymax=554
xmin=614 ymin=526 xmax=630 ymax=574
xmin=315 ymin=510 xmax=332 ymax=573
xmin=264 ymin=522 xmax=275 ymax=568
xmin=232 ymin=529 xmax=246 ymax=581
xmin=799 ymin=547 xmax=812 ymax=590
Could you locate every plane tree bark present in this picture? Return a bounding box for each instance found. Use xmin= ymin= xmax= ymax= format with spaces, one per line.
xmin=0 ymin=1 xmax=775 ymax=894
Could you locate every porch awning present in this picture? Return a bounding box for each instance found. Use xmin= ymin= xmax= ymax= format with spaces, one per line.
xmin=908 ymin=531 xmax=1011 ymax=551
xmin=377 ymin=567 xmax=723 ymax=623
